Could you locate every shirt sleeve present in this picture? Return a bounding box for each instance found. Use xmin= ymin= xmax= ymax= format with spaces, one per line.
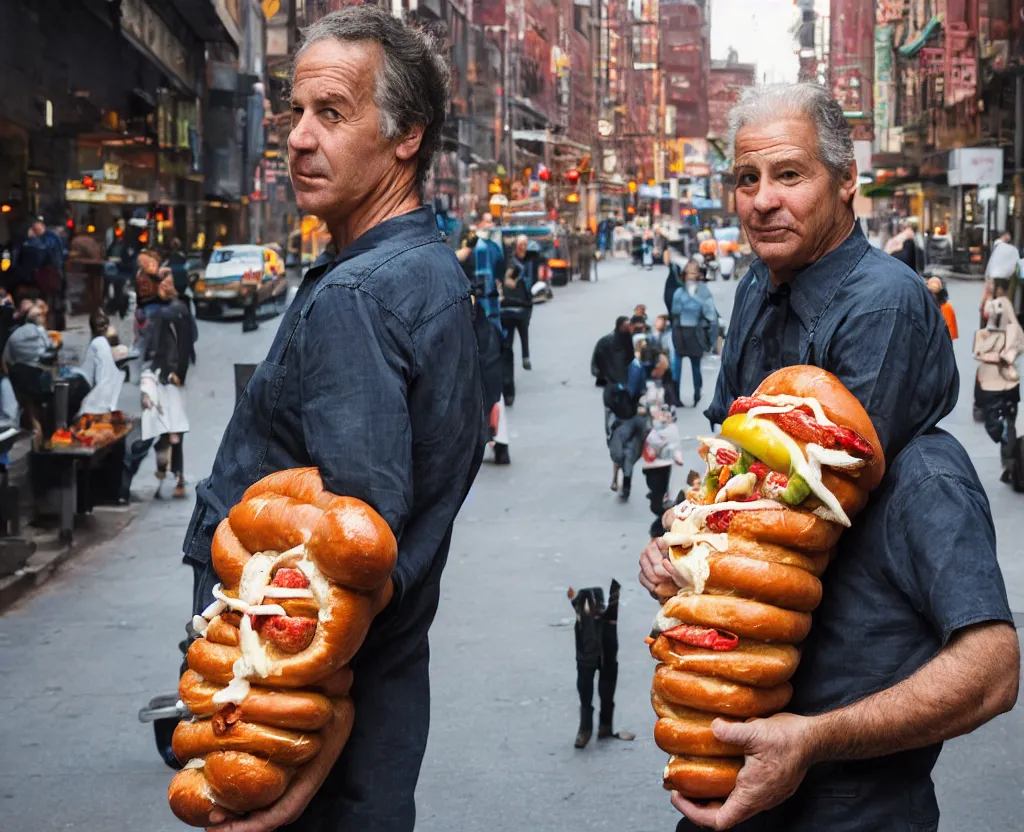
xmin=299 ymin=286 xmax=415 ymax=600
xmin=824 ymin=308 xmax=958 ymax=458
xmin=79 ymin=340 xmax=99 ymax=386
xmin=889 ymin=473 xmax=1013 ymax=643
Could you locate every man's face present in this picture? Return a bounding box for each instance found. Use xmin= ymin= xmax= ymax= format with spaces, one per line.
xmin=733 ymin=116 xmax=857 ymax=276
xmin=139 ymin=253 xmax=158 ymax=275
xmin=515 ymin=240 xmax=527 ymax=258
xmin=288 ymin=40 xmax=405 ymax=226
xmin=30 ymin=221 xmax=44 ymax=237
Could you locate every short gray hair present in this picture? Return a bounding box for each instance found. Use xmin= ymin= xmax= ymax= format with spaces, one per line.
xmin=295 ymin=6 xmax=451 ymax=189
xmin=728 ymin=83 xmax=855 ymax=180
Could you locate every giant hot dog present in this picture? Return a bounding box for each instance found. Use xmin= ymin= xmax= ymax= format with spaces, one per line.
xmin=167 ymin=468 xmax=396 ymax=827
xmin=649 ymin=367 xmax=884 ymax=799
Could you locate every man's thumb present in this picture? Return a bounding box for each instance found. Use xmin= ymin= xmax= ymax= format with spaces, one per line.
xmin=711 ymin=717 xmax=758 ymax=749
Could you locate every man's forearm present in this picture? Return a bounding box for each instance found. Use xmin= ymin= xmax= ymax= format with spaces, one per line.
xmin=806 ymin=622 xmax=1019 ymax=764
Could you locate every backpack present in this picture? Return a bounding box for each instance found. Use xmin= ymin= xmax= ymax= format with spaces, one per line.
xmin=603 ymin=383 xmax=637 ymax=420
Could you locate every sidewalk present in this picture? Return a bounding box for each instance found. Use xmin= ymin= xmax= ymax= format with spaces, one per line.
xmin=0 ymin=310 xmax=145 ymax=614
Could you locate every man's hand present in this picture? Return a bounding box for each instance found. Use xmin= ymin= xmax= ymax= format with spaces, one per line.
xmin=670 ymin=713 xmax=815 ymax=830
xmin=205 ymin=721 xmax=348 ymax=832
xmin=639 ymin=536 xmax=676 ymax=599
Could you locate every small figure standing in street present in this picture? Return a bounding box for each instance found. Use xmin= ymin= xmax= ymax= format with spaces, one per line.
xmin=568 ymin=581 xmax=634 ymax=748
xmin=141 ymin=274 xmax=196 ymax=499
xmin=926 ymin=276 xmax=958 ymax=340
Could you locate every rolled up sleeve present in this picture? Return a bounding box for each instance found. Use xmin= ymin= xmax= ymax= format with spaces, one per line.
xmin=299 ymin=286 xmax=414 ymax=595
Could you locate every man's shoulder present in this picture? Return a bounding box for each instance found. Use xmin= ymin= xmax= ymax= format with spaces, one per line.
xmin=844 ymin=245 xmax=930 ymax=308
xmin=312 ymin=239 xmax=470 ymax=333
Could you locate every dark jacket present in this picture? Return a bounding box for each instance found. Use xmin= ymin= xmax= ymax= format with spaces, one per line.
xmin=144 ymin=299 xmax=196 ymax=384
xmin=591 ymin=329 xmax=633 ymax=386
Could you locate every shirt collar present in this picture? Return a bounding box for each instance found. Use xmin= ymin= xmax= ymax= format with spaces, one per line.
xmin=749 ymin=221 xmax=869 ymax=328
xmin=333 ymin=205 xmax=441 ymax=266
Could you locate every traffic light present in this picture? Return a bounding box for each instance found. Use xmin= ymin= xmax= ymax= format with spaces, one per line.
xmin=566 ymin=169 xmax=580 ymax=184
xmin=82 ymin=175 xmax=96 ymax=192
xmin=566 ymin=193 xmax=580 ymax=204
xmin=628 ymin=180 xmax=638 ymax=193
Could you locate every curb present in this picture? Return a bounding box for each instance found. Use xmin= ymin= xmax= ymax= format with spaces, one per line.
xmin=0 ymin=543 xmax=75 ymax=613
xmin=0 ymin=507 xmax=138 ymax=614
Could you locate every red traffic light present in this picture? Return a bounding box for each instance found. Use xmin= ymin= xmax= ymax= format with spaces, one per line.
xmin=566 ymin=169 xmax=580 ymax=184
xmin=82 ymin=175 xmax=96 ymax=191
xmin=539 ymin=167 xmax=552 ymax=182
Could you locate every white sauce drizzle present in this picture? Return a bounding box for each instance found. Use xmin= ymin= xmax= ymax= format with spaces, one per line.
xmin=245 ymin=604 xmax=287 ymax=617
xmin=261 ymin=587 xmax=315 ymax=600
xmin=755 ymin=394 xmax=835 ymax=426
xmin=668 ymin=543 xmax=714 ymax=595
xmin=200 ymin=598 xmax=227 ymax=619
xmin=184 ymin=758 xmax=206 ymax=770
xmin=652 ymin=608 xmax=683 ymax=635
xmin=191 ymin=615 xmax=209 ymax=635
xmin=714 ymin=471 xmax=758 ymax=503
xmin=296 ymin=558 xmax=332 ymax=623
xmin=211 ymin=584 xmax=251 ymax=613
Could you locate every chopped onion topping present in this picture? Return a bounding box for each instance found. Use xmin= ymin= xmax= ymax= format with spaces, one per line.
xmin=201 ymin=598 xmax=227 ymax=620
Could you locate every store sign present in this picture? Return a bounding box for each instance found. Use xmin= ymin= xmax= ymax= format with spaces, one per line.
xmin=948 ymin=148 xmax=1004 ymax=187
xmin=120 ymin=0 xmax=195 ymax=92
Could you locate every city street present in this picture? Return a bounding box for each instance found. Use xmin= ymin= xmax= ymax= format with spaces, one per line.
xmin=0 ymin=258 xmax=1021 ymax=831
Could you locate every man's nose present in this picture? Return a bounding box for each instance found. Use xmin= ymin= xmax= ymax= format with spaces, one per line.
xmin=752 ymin=179 xmax=782 ymax=214
xmin=288 ymin=114 xmax=317 ymax=153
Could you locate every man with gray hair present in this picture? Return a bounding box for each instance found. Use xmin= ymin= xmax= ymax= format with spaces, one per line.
xmin=641 ymin=83 xmax=1019 ymax=832
xmin=182 ymin=7 xmax=484 ymax=830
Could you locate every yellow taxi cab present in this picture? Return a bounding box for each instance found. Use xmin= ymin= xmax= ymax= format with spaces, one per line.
xmin=193 ymin=245 xmax=288 ymax=319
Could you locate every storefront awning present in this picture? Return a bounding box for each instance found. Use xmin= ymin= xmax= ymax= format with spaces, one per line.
xmin=511 ymin=130 xmax=591 ymax=153
xmin=898 ymin=15 xmax=943 ymax=57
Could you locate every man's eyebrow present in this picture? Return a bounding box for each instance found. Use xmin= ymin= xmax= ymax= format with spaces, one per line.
xmin=734 ymin=150 xmax=812 ymax=169
xmin=291 ymin=90 xmax=351 ymax=107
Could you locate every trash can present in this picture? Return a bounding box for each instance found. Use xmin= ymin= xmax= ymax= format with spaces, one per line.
xmin=234 ymin=363 xmax=258 ymax=402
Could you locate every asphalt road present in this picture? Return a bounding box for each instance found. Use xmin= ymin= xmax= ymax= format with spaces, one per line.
xmin=0 ymin=258 xmax=1020 ymax=831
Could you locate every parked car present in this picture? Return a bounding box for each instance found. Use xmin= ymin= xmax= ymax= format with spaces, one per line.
xmin=192 ymin=245 xmax=288 ymax=319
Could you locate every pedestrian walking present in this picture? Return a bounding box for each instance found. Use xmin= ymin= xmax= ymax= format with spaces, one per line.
xmin=591 ymin=315 xmax=633 ymax=387
xmin=926 ymin=276 xmax=958 ymax=339
xmin=140 ymin=273 xmax=196 ymax=499
xmin=182 ymin=9 xmax=484 ymax=828
xmin=500 ymin=235 xmax=534 ymax=386
xmin=670 ymin=258 xmax=719 ymax=407
xmin=649 ymin=313 xmax=681 ymax=407
xmin=606 ymin=332 xmax=649 ymax=499
xmin=164 ymin=238 xmax=192 ymax=316
xmin=884 ymin=222 xmax=920 ymax=273
xmin=641 ymin=82 xmax=1015 ymax=832
xmin=973 ymin=282 xmax=1023 ymax=484
xmin=104 ymin=221 xmax=138 ymax=319
xmin=133 ymin=249 xmax=163 ymax=346
xmin=568 ymin=582 xmax=634 ymax=748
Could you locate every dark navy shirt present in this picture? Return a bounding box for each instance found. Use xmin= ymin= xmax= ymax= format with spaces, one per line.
xmin=707 ymin=222 xmax=959 ymax=461
xmin=183 ymin=206 xmax=485 ymax=618
xmin=677 ymin=431 xmax=1012 ymax=832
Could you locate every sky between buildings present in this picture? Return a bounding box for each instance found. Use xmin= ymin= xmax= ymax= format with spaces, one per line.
xmin=709 ymin=0 xmax=813 ymax=85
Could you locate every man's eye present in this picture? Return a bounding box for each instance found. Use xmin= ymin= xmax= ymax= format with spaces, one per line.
xmin=737 ymin=173 xmax=758 ymax=187
xmin=779 ymin=171 xmax=800 ymax=181
xmin=322 ymin=108 xmax=342 ymax=121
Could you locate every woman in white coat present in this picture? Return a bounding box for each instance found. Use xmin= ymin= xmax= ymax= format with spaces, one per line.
xmin=140 ymin=274 xmax=196 ymax=498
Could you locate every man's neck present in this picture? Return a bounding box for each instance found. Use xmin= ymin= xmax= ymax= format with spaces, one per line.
xmin=327 ymin=179 xmax=421 ymax=251
xmin=769 ymin=216 xmax=856 ymax=285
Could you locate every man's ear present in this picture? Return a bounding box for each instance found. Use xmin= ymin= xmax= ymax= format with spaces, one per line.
xmin=838 ymin=161 xmax=858 ymax=207
xmin=396 ymin=125 xmax=425 ymax=162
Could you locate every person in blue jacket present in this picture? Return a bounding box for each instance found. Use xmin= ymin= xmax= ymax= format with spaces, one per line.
xmin=670 ymin=257 xmax=719 ymax=407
